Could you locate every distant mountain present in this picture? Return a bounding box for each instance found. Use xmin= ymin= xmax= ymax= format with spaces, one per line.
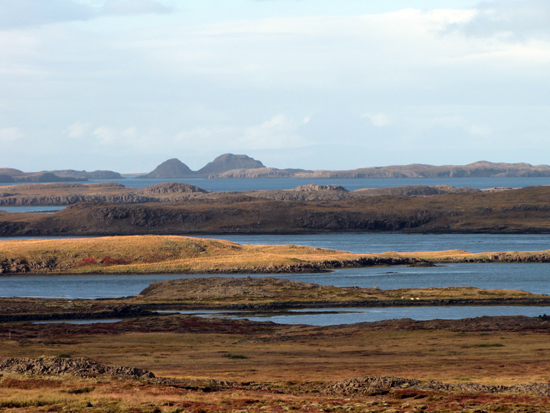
xmin=195 ymin=154 xmax=265 ymax=177
xmin=0 ymin=174 xmax=15 ymax=183
xmin=291 ymin=161 xmax=550 ymax=179
xmin=49 ymin=170 xmax=123 ymax=179
xmin=0 ymin=168 xmax=122 ymax=183
xmin=203 ymin=161 xmax=550 ymax=179
xmin=142 ymin=154 xmax=265 ymax=179
xmin=142 ymin=158 xmax=194 ymax=179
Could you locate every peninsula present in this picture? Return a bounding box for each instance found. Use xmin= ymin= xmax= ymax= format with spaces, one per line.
xmin=1 ymin=183 xmax=550 ymax=235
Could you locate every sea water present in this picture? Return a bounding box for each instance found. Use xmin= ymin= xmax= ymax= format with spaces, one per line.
xmin=3 ymin=176 xmax=550 ymax=191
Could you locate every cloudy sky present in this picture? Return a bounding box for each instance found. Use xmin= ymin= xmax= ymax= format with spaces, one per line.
xmin=1 ymin=0 xmax=549 ymax=173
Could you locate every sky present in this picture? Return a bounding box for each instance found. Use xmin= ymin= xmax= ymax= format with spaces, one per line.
xmin=0 ymin=0 xmax=549 ymax=173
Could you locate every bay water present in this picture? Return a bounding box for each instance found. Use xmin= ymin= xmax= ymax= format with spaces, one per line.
xmin=2 ymin=176 xmax=550 ymax=192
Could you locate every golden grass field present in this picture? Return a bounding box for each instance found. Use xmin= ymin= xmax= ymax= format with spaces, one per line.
xmin=1 ymin=234 xmax=550 ymax=275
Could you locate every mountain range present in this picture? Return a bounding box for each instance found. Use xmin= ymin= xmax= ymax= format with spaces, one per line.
xmin=142 ymin=156 xmax=550 ymax=179
xmin=3 ymin=155 xmax=550 ymax=183
xmin=142 ymin=154 xmax=266 ymax=178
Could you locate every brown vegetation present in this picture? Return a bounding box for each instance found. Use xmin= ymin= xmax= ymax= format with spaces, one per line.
xmin=1 ymin=235 xmax=550 ymax=276
xmin=3 ymin=315 xmax=550 ymax=411
xmin=3 ymin=185 xmax=550 ymax=235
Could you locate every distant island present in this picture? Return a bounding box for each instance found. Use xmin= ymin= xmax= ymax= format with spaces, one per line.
xmin=141 ymin=155 xmax=550 ymax=179
xmin=142 ymin=153 xmax=268 ymax=178
xmin=4 ymin=155 xmax=550 ymax=183
xmin=0 ymin=168 xmax=122 ymax=184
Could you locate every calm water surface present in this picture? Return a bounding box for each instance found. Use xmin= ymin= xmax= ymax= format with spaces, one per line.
xmin=237 ymin=306 xmax=550 ymax=326
xmin=3 ymin=176 xmax=550 ymax=191
xmin=2 ymin=233 xmax=550 ymax=254
xmin=0 ymin=206 xmax=66 ymax=213
xmin=1 ymin=263 xmax=550 ymax=299
xmin=201 ymin=233 xmax=550 ymax=254
xmin=90 ymin=177 xmax=550 ymax=191
xmin=35 ymin=307 xmax=550 ymax=326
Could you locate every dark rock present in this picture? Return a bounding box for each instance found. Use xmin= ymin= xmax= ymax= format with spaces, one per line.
xmin=294 ymin=184 xmax=348 ymax=192
xmin=0 ymin=174 xmax=14 ymax=183
xmin=143 ymin=159 xmax=194 ymax=178
xmin=197 ymin=154 xmax=264 ymax=176
xmin=0 ymin=357 xmax=155 ymax=379
xmin=137 ymin=182 xmax=209 ymax=195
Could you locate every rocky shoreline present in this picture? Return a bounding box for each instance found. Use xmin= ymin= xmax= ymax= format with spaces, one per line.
xmin=3 ymin=251 xmax=550 ymax=275
xmin=2 ymin=298 xmax=550 ymax=323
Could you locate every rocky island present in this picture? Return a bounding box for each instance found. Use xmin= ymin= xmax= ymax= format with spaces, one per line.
xmin=1 ymin=182 xmax=550 ymax=235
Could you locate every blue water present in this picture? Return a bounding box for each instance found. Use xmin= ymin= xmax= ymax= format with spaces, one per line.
xmin=0 ymin=206 xmax=66 ymax=213
xmin=200 ymin=233 xmax=550 ymax=254
xmin=37 ymin=307 xmax=549 ymax=326
xmin=89 ymin=177 xmax=550 ymax=191
xmin=238 ymin=306 xmax=550 ymax=326
xmin=1 ymin=263 xmax=549 ymax=299
xmin=3 ymin=176 xmax=550 ymax=191
xmin=34 ymin=319 xmax=123 ymax=325
xmin=2 ymin=230 xmax=550 ymax=323
xmin=2 ymin=233 xmax=550 ymax=254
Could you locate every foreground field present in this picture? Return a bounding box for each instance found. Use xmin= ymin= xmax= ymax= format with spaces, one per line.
xmin=2 ymin=235 xmax=550 ymax=275
xmin=2 ymin=315 xmax=550 ymax=412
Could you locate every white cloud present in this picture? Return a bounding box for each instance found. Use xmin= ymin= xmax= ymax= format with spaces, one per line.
xmin=66 ymin=122 xmax=88 ymax=139
xmin=238 ymin=114 xmax=311 ymax=149
xmin=91 ymin=125 xmax=163 ymax=150
xmin=0 ymin=127 xmax=23 ymax=143
xmin=171 ymin=115 xmax=311 ymax=152
xmin=446 ymin=0 xmax=550 ymax=40
xmin=361 ymin=112 xmax=391 ymax=127
xmin=93 ymin=126 xmax=118 ymax=145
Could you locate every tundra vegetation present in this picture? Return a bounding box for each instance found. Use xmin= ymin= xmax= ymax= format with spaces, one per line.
xmin=1 ymin=235 xmax=550 ymax=275
xmin=1 ymin=237 xmax=550 ymax=410
xmin=2 ymin=175 xmax=550 ymax=410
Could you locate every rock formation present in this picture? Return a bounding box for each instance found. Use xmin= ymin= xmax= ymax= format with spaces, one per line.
xmin=142 ymin=158 xmax=194 ymax=178
xmin=0 ymin=357 xmax=155 ymax=379
xmin=136 ymin=182 xmax=209 ymax=195
xmin=196 ymin=154 xmax=265 ymax=176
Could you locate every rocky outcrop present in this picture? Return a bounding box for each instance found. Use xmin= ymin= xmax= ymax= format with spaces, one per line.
xmin=0 ymin=357 xmax=155 ymax=379
xmin=137 ymin=182 xmax=209 ymax=195
xmin=197 ymin=154 xmax=264 ymax=176
xmin=209 ymin=168 xmax=307 ymax=178
xmin=355 ymin=185 xmax=480 ymax=197
xmin=0 ymin=182 xmax=212 ymax=206
xmin=0 ymin=194 xmax=153 ymax=206
xmin=322 ymin=375 xmax=550 ymax=398
xmin=295 ymin=184 xmax=348 ymax=192
xmin=142 ymin=158 xmax=194 ymax=178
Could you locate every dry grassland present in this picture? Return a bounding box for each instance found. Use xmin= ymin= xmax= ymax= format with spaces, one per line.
xmin=2 ymin=235 xmax=550 ymax=276
xmin=2 ymin=319 xmax=550 ymax=412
